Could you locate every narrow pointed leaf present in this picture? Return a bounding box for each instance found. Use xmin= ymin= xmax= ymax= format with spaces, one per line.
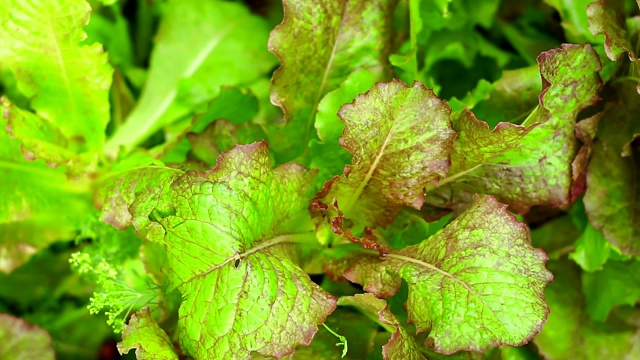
xmin=103 ymin=142 xmax=336 ymax=359
xmin=314 ymin=80 xmax=456 ymax=228
xmin=269 ymin=0 xmax=398 ymax=161
xmin=0 ymin=0 xmax=112 ymax=152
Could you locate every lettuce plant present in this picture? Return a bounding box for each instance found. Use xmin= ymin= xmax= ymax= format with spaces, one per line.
xmin=1 ymin=0 xmax=640 ymax=359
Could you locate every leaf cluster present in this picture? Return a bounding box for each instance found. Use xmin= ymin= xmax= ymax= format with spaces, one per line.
xmin=1 ymin=0 xmax=640 ymax=360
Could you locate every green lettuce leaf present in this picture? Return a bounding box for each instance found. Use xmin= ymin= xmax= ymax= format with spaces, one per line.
xmin=268 ymin=0 xmax=398 ymax=162
xmin=338 ymin=293 xmax=426 ymax=360
xmin=118 ymin=307 xmax=178 ymax=360
xmin=425 ymin=44 xmax=602 ymax=214
xmin=102 ymin=142 xmax=336 ymax=359
xmin=343 ymin=196 xmax=551 ymax=354
xmin=0 ymin=99 xmax=93 ymax=273
xmin=105 ymin=0 xmax=275 ymax=155
xmin=535 ymin=260 xmax=640 ymax=360
xmin=0 ymin=0 xmax=112 ymax=153
xmin=0 ymin=314 xmax=55 ymax=360
xmin=584 ymin=83 xmax=640 ymax=255
xmin=582 ymin=259 xmax=640 ymax=322
xmin=310 ymin=68 xmax=378 ymax=187
xmin=313 ymin=80 xmax=456 ymax=229
xmin=569 ymin=223 xmax=613 ymax=272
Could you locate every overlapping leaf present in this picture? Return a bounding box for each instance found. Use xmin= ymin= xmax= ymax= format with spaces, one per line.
xmin=313 ymin=80 xmax=456 ymax=229
xmin=105 ymin=0 xmax=275 ymax=154
xmin=343 ymin=196 xmax=551 ymax=354
xmin=0 ymin=0 xmax=112 ymax=152
xmin=339 ymin=294 xmax=426 ymax=360
xmin=584 ymin=83 xmax=640 ymax=255
xmin=269 ymin=0 xmax=398 ymax=161
xmin=0 ymin=99 xmax=93 ymax=273
xmin=582 ymin=259 xmax=640 ymax=322
xmin=535 ymin=260 xmax=640 ymax=360
xmin=587 ymin=0 xmax=640 ymax=62
xmin=425 ymin=44 xmax=602 ymax=214
xmin=102 ymin=142 xmax=336 ymax=359
xmin=118 ymin=307 xmax=178 ymax=360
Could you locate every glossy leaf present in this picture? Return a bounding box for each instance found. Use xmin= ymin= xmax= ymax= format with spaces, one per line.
xmin=102 ymin=142 xmax=336 ymax=359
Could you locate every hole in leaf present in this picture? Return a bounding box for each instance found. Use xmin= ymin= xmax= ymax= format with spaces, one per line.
xmin=148 ymin=207 xmax=177 ymax=222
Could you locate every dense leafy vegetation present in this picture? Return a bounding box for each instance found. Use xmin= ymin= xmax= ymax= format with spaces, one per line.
xmin=1 ymin=0 xmax=639 ymax=359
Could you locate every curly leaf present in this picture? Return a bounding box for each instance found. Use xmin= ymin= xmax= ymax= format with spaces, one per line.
xmin=314 ymin=80 xmax=455 ymax=229
xmin=103 ymin=142 xmax=336 ymax=359
xmin=118 ymin=307 xmax=178 ymax=360
xmin=269 ymin=0 xmax=398 ymax=161
xmin=587 ymin=0 xmax=638 ymax=61
xmin=345 ymin=196 xmax=551 ymax=354
xmin=0 ymin=0 xmax=112 ymax=152
xmin=426 ymin=44 xmax=602 ymax=214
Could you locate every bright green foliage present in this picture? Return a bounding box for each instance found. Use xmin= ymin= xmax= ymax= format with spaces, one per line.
xmin=5 ymin=0 xmax=640 ymax=358
xmin=0 ymin=98 xmax=93 ymax=273
xmin=426 ymin=44 xmax=601 ymax=214
xmin=105 ymin=0 xmax=276 ymax=155
xmin=310 ymin=69 xmax=378 ymax=187
xmin=118 ymin=307 xmax=178 ymax=360
xmin=314 ymin=80 xmax=455 ymax=228
xmin=535 ymin=260 xmax=640 ymax=360
xmin=569 ymin=223 xmax=614 ymax=272
xmin=338 ymin=294 xmax=426 ymax=360
xmin=0 ymin=0 xmax=112 ymax=152
xmin=582 ymin=259 xmax=640 ymax=322
xmin=584 ymin=83 xmax=640 ymax=255
xmin=269 ymin=0 xmax=398 ymax=161
xmin=343 ymin=196 xmax=551 ymax=354
xmin=0 ymin=314 xmax=55 ymax=360
xmin=103 ymin=142 xmax=336 ymax=359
